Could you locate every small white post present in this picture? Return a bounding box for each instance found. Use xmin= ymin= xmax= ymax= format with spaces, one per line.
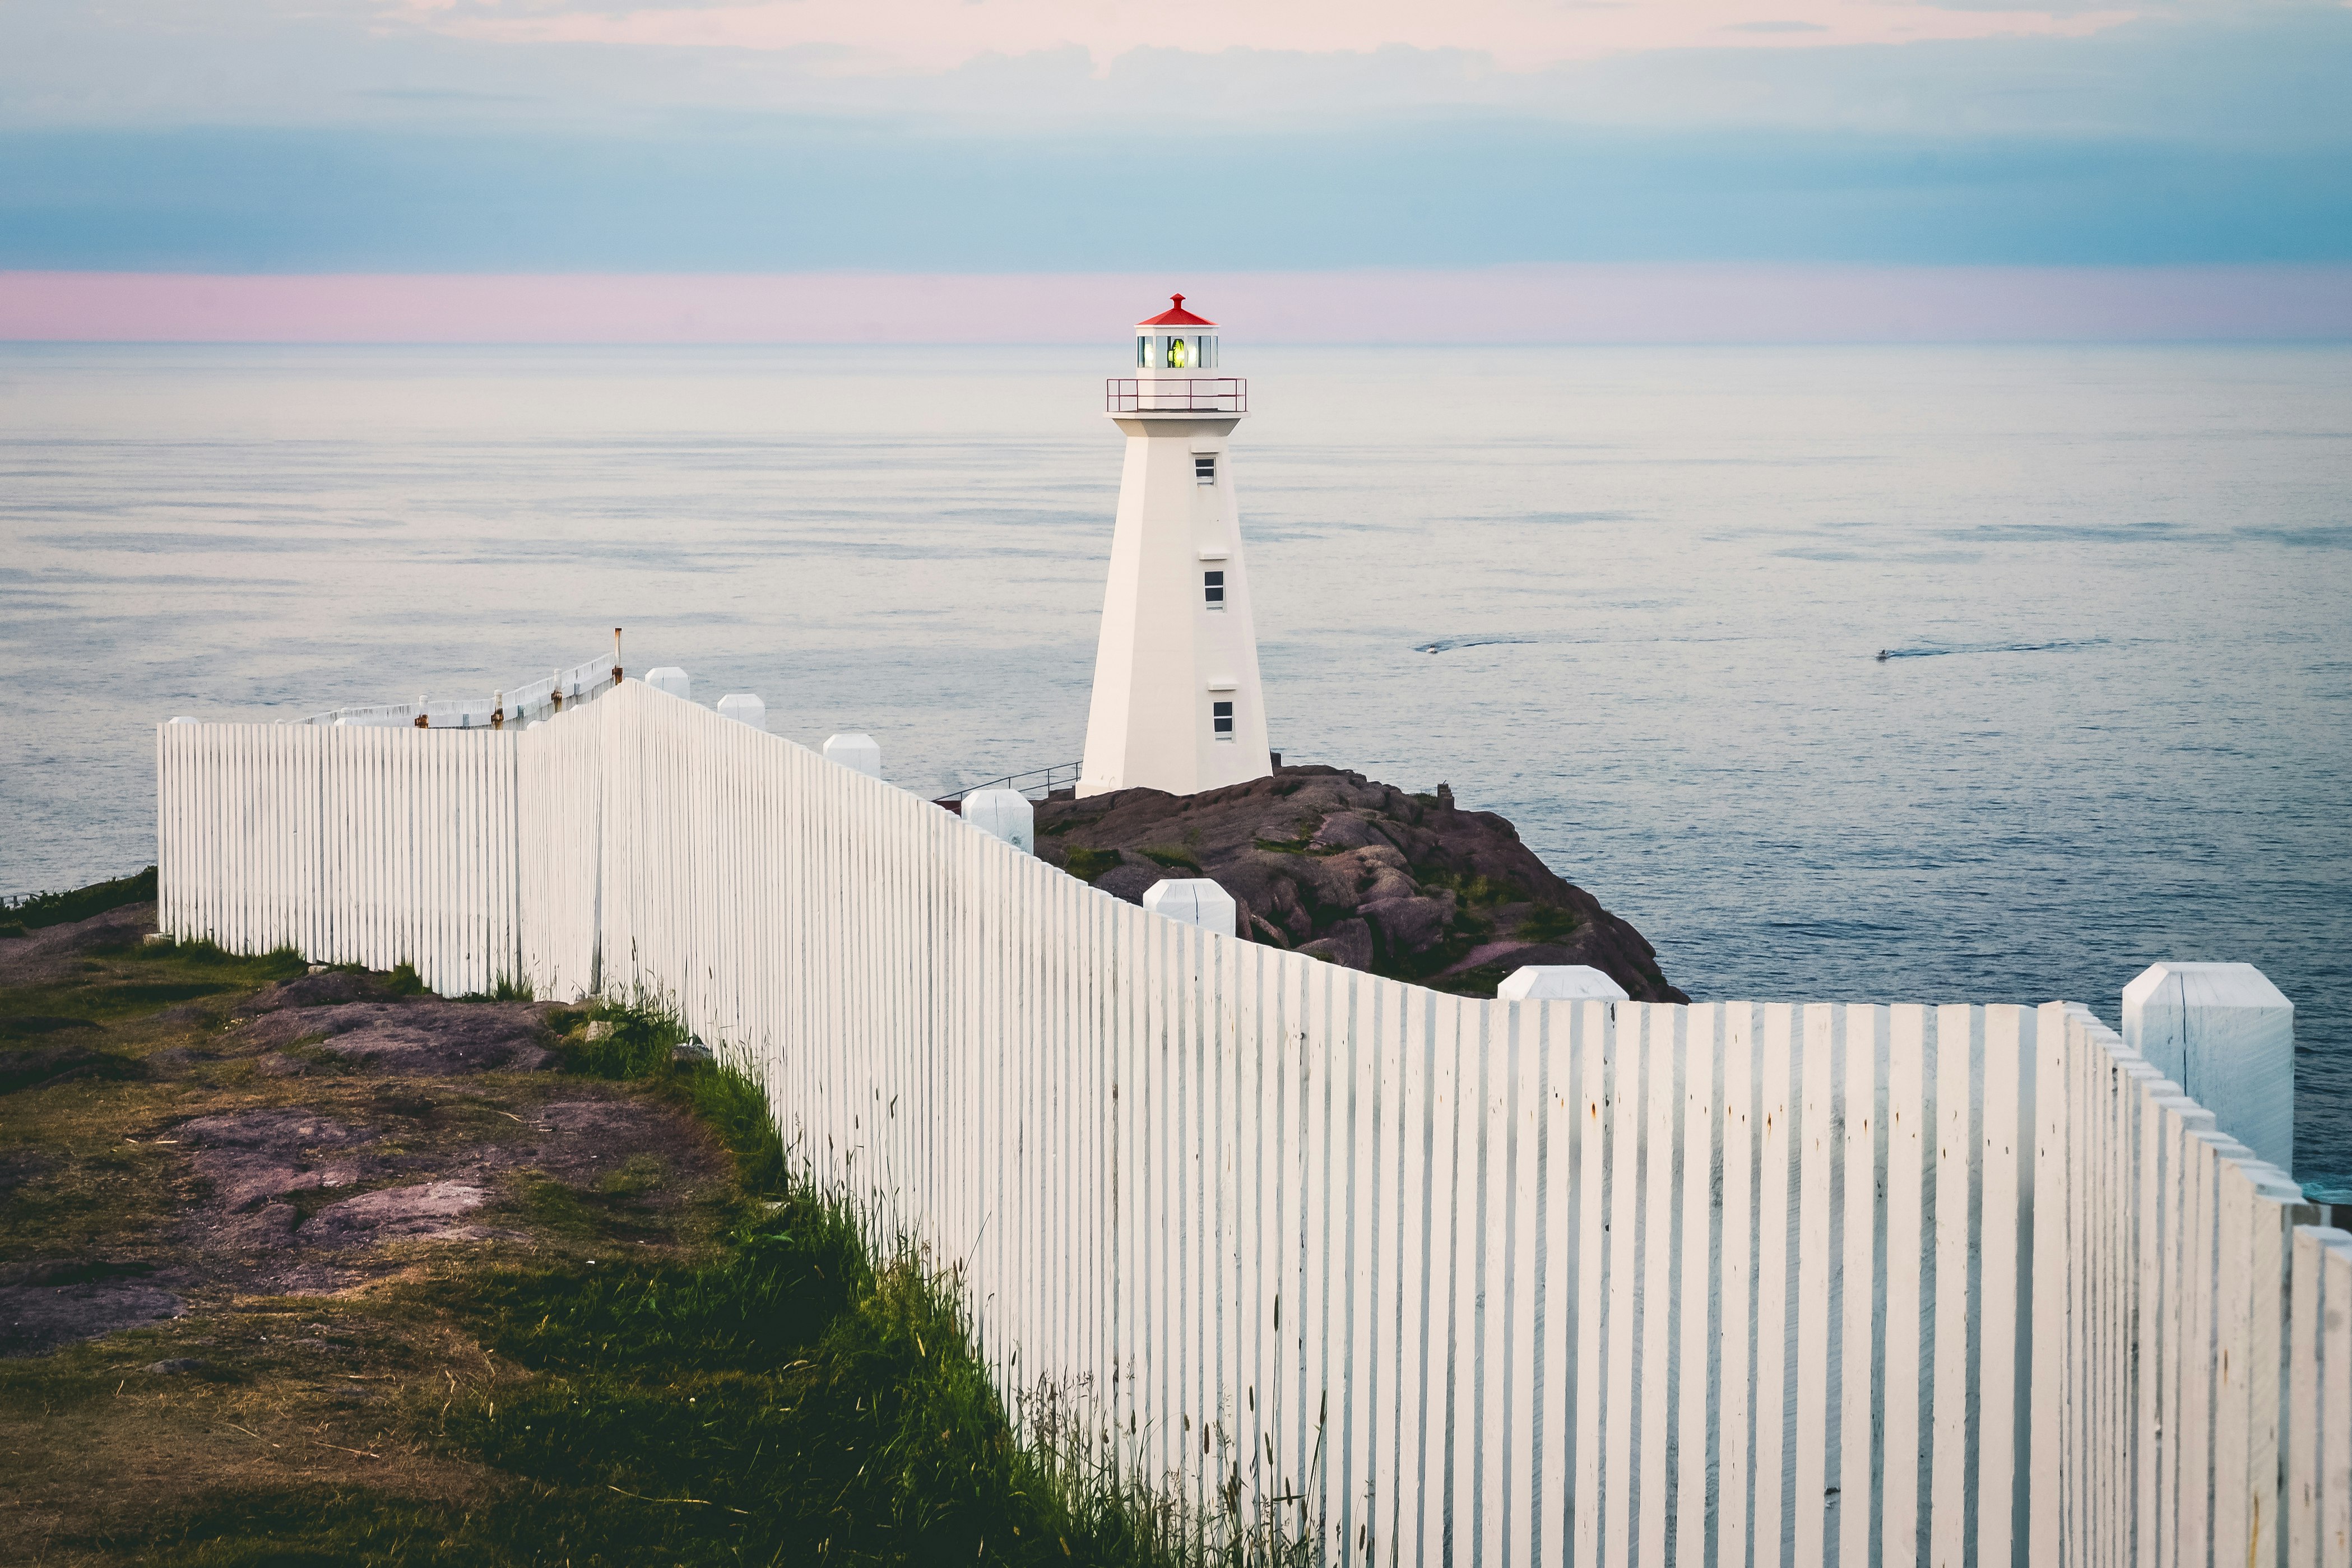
xmin=168 ymin=716 xmax=197 ymax=726
xmin=716 ymin=694 xmax=766 ymax=731
xmin=643 ymin=667 xmax=691 ymax=702
xmin=2123 ymin=961 xmax=2295 ymax=1173
xmin=823 ymin=732 xmax=882 ymax=780
xmin=962 ymin=788 xmax=1034 ymax=855
xmin=1497 ymin=964 xmax=1629 ymax=1002
xmin=1143 ymin=877 xmax=1236 ymax=936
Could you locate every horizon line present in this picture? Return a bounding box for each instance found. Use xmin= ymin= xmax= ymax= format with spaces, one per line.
xmin=7 ymin=264 xmax=2351 ymax=345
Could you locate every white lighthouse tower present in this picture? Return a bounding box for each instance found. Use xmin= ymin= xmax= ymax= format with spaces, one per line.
xmin=1078 ymin=295 xmax=1272 ymax=799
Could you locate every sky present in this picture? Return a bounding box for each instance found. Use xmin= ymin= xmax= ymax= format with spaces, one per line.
xmin=2 ymin=0 xmax=2348 ymax=338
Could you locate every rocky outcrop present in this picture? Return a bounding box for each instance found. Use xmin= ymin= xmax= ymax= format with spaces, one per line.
xmin=1032 ymin=766 xmax=1686 ymax=1002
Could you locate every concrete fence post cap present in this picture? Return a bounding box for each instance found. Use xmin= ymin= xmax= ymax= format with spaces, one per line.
xmin=2122 ymin=961 xmax=2293 ymax=1017
xmin=963 ymin=788 xmax=1035 ymax=855
xmin=1498 ymin=965 xmax=1630 ymax=1002
xmin=1143 ymin=878 xmax=1237 ymax=936
xmin=168 ymin=716 xmax=198 ymax=726
xmin=715 ymin=693 xmax=767 ymax=732
xmin=2122 ymin=959 xmax=2295 ymax=1175
xmin=822 ymin=732 xmax=882 ymax=780
xmin=643 ymin=667 xmax=690 ymax=702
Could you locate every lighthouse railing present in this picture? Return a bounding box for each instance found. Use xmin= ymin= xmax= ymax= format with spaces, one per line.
xmin=153 ymin=679 xmax=2346 ymax=1565
xmin=1105 ymin=377 xmax=1248 ymax=414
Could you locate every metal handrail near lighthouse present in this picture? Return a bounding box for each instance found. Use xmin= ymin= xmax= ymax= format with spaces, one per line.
xmin=1104 ymin=378 xmax=1249 ymax=414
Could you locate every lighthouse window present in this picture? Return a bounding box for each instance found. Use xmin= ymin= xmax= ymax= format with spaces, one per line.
xmin=1194 ymin=455 xmax=1217 ymax=484
xmin=1167 ymin=337 xmax=1192 ymax=369
xmin=1212 ymin=700 xmax=1235 ymax=737
xmin=1136 ymin=336 xmax=1150 ymax=368
xmin=1203 ymin=570 xmax=1225 ymax=607
xmin=1199 ymin=336 xmax=1217 ymax=369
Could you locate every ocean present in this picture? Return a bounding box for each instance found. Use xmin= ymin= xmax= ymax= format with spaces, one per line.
xmin=3 ymin=342 xmax=2346 ymax=1194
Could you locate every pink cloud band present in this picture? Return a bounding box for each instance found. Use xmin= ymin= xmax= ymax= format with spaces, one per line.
xmin=4 ymin=265 xmax=2347 ymax=343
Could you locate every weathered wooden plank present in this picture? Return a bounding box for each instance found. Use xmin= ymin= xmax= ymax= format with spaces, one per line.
xmin=1884 ymin=1003 xmax=1929 ymax=1568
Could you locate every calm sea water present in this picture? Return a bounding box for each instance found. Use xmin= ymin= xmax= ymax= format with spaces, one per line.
xmin=3 ymin=343 xmax=2346 ymax=1193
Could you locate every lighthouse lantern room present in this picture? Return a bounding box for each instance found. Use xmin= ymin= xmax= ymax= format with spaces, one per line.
xmin=1079 ymin=295 xmax=1270 ymax=798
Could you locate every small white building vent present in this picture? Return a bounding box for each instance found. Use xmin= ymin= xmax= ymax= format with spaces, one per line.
xmin=716 ymin=693 xmax=766 ymax=731
xmin=1498 ymin=965 xmax=1630 ymax=1003
xmin=2123 ymin=961 xmax=2295 ymax=1172
xmin=1143 ymin=877 xmax=1237 ymax=937
xmin=962 ymin=788 xmax=1034 ymax=855
xmin=823 ymin=732 xmax=882 ymax=780
xmin=644 ymin=667 xmax=691 ymax=702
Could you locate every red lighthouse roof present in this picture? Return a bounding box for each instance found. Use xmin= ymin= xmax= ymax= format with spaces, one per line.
xmin=1138 ymin=293 xmax=1216 ymax=327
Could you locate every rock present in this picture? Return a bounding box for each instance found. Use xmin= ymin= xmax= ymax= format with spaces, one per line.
xmin=0 ymin=902 xmax=156 ymax=989
xmin=1298 ymin=918 xmax=1374 ymax=972
xmin=1093 ymin=861 xmax=1165 ymax=905
xmin=1361 ymin=894 xmax=1455 ymax=959
xmin=299 ymin=1181 xmax=491 ymax=1246
xmin=1034 ymin=765 xmax=1686 ymax=1002
xmin=1 ymin=1282 xmax=182 ymax=1358
xmin=247 ymin=970 xmax=379 ymax=1012
xmin=213 ymin=1204 xmax=300 ymax=1250
xmin=176 ymin=1108 xmax=367 ymax=1148
xmin=231 ymin=999 xmax=555 ymax=1075
xmin=191 ymin=1151 xmax=361 ymax=1212
xmin=147 ymin=1357 xmax=208 ymax=1375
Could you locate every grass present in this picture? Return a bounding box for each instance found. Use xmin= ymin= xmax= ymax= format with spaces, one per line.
xmin=1515 ymin=902 xmax=1584 ymax=943
xmin=3 ymin=883 xmax=1303 ymax=1566
xmin=0 ymin=865 xmax=156 ymax=937
xmin=2 ymin=935 xmax=307 ymax=1038
xmin=132 ymin=1015 xmax=1204 ymax=1566
xmin=1059 ymin=846 xmax=1122 ymax=884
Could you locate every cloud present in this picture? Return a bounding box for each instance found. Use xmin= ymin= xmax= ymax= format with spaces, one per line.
xmin=2 ymin=115 xmax=2344 ymax=272
xmin=1720 ymin=21 xmax=1831 ymax=32
xmin=390 ymin=0 xmax=2137 ymax=71
xmin=0 ymin=0 xmax=2341 ymax=271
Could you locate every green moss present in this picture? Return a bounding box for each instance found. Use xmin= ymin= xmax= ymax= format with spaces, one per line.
xmin=1515 ymin=903 xmax=1584 ymax=944
xmin=1138 ymin=846 xmax=1200 ymax=873
xmin=1417 ymin=867 xmax=1516 ymax=908
xmin=1059 ymin=846 xmax=1122 ymax=884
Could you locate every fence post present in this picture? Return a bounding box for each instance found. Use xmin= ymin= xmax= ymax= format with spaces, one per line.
xmin=1142 ymin=877 xmax=1235 ymax=936
xmin=962 ymin=788 xmax=1034 ymax=854
xmin=716 ymin=693 xmax=766 ymax=731
xmin=644 ymin=667 xmax=690 ymax=702
xmin=823 ymin=733 xmax=882 ymax=780
xmin=2122 ymin=962 xmax=2295 ymax=1173
xmin=1496 ymin=965 xmax=1627 ymax=1001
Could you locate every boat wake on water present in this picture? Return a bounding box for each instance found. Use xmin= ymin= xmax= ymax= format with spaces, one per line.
xmin=1873 ymin=637 xmax=2111 ymax=661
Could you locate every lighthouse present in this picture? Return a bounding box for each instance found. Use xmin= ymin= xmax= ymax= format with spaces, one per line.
xmin=1077 ymin=295 xmax=1272 ymax=799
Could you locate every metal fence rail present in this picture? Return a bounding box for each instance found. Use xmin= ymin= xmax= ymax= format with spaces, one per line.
xmin=156 ymin=679 xmax=2352 ymax=1565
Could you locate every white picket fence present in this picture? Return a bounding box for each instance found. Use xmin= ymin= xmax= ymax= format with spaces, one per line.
xmin=155 ymin=679 xmax=2352 ymax=1566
